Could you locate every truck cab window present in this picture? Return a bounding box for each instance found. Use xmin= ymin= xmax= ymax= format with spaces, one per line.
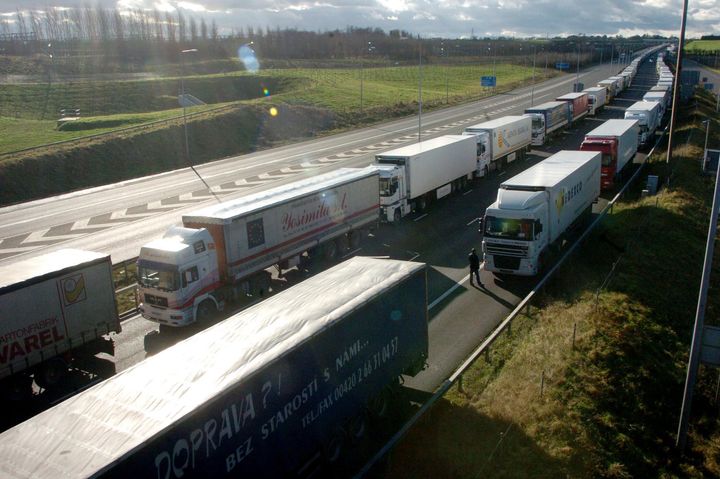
xmin=379 ymin=177 xmax=398 ymax=197
xmin=182 ymin=266 xmax=199 ymax=288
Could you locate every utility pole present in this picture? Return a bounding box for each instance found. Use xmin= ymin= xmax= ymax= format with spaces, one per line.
xmin=666 ymin=0 xmax=689 ymax=165
xmin=418 ymin=41 xmax=423 ymax=141
xmin=531 ymin=45 xmax=537 ymax=106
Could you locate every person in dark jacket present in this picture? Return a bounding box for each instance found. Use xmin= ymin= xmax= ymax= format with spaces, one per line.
xmin=468 ymin=248 xmax=482 ymax=288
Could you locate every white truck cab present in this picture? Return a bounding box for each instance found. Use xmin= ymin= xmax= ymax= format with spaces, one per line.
xmin=374 ymin=163 xmax=410 ymax=223
xmin=138 ymin=227 xmax=220 ymax=327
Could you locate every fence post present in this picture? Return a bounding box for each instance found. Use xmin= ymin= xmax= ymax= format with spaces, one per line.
xmin=572 ymin=322 xmax=577 ymax=350
xmin=540 ymin=370 xmax=545 ymax=398
xmin=457 ymin=374 xmax=464 ymax=394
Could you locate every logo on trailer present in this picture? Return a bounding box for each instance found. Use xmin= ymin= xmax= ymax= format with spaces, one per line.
xmin=60 ymin=273 xmax=87 ymax=306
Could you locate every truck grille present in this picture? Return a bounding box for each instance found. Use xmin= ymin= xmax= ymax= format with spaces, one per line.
xmin=144 ymin=294 xmax=168 ymax=308
xmin=485 ymin=243 xmax=528 ymax=258
xmin=493 ymin=256 xmax=522 ymax=270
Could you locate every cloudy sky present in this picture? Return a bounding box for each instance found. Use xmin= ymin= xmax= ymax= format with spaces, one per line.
xmin=2 ymin=0 xmax=719 ymax=38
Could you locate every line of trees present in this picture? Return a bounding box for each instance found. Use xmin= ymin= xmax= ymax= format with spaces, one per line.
xmin=0 ymin=6 xmax=668 ymax=74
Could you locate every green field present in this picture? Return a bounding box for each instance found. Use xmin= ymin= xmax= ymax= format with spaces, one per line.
xmin=0 ymin=63 xmax=554 ymax=155
xmin=685 ymin=39 xmax=720 ymax=52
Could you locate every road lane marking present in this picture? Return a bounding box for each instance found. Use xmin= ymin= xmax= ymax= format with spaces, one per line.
xmin=413 ymin=213 xmax=428 ymax=222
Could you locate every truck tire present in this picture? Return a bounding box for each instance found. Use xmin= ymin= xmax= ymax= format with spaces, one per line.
xmin=349 ymin=231 xmax=362 ymax=249
xmin=347 ymin=410 xmax=368 ymax=444
xmin=322 ymin=429 xmax=344 ymax=463
xmin=35 ymin=357 xmax=68 ymax=390
xmin=322 ymin=241 xmax=338 ymax=262
xmin=483 ymin=165 xmax=489 ymax=178
xmin=2 ymin=375 xmax=33 ymax=402
xmin=417 ymin=197 xmax=427 ymax=212
xmin=196 ymin=300 xmax=218 ymax=324
xmin=393 ymin=209 xmax=401 ymax=224
xmin=369 ymin=385 xmax=394 ymax=419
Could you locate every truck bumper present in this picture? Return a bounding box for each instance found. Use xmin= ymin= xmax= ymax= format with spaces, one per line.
xmin=484 ymin=255 xmax=538 ymax=276
xmin=139 ymin=303 xmax=194 ymax=327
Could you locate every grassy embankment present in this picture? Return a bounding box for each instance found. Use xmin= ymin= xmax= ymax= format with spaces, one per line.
xmin=686 ymin=40 xmax=720 ymax=52
xmin=384 ymin=89 xmax=720 ymax=477
xmin=0 ymin=63 xmax=554 ymax=205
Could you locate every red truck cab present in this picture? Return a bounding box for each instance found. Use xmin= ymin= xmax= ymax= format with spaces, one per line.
xmin=580 ymin=137 xmax=617 ymax=190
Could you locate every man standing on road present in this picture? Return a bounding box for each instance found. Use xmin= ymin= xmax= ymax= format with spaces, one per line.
xmin=468 ymin=248 xmax=483 ymax=288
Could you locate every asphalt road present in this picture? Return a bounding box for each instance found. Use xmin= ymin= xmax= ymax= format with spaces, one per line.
xmin=0 ymin=62 xmax=623 ymax=265
xmin=3 ymin=56 xmax=664 ymax=433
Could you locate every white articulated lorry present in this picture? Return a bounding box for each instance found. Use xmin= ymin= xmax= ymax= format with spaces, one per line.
xmin=374 ymin=135 xmax=476 ymax=222
xmin=462 ymin=115 xmax=532 ymax=178
xmin=482 ymin=150 xmax=601 ymax=276
xmin=624 ymin=101 xmax=661 ymax=147
xmin=0 ymin=249 xmax=120 ymax=399
xmin=583 ymin=86 xmax=608 ymax=116
xmin=642 ymin=90 xmax=668 ymax=118
xmin=138 ymin=168 xmax=379 ymax=328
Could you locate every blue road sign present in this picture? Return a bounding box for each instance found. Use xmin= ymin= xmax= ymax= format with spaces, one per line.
xmin=555 ymin=62 xmax=570 ymax=70
xmin=481 ymin=76 xmax=496 ymax=87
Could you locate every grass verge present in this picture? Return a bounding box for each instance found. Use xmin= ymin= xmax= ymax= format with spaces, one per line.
xmin=383 ymin=89 xmax=720 ymax=478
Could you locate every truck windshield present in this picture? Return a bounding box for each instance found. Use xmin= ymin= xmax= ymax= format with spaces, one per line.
xmin=601 ymin=153 xmax=614 ymax=167
xmin=138 ymin=262 xmax=180 ymax=291
xmin=485 ymin=216 xmax=535 ymax=241
xmin=531 ymin=117 xmax=543 ymax=130
xmin=379 ymin=177 xmax=398 ymax=197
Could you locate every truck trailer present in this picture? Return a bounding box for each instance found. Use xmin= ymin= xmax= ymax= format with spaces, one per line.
xmin=642 ymin=91 xmax=668 ymax=118
xmin=580 ymin=119 xmax=639 ymax=190
xmin=462 ymin=115 xmax=532 ymax=178
xmin=556 ymin=92 xmax=589 ymax=122
xmin=650 ymin=85 xmax=672 ymax=107
xmin=597 ymin=79 xmax=618 ymax=101
xmin=138 ymin=168 xmax=379 ymax=328
xmin=624 ymin=101 xmax=661 ymax=147
xmin=582 ymin=86 xmax=608 ymax=116
xmin=0 ymin=249 xmax=119 ymax=400
xmin=0 ymin=257 xmax=429 ymax=479
xmin=524 ymin=101 xmax=571 ymax=146
xmin=374 ymin=134 xmax=476 ymax=222
xmin=482 ymin=150 xmax=601 ymax=276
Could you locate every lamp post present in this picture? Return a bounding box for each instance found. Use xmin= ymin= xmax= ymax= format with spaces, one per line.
xmin=531 ymin=45 xmax=537 ymax=106
xmin=180 ymin=48 xmax=198 ymax=163
xmin=360 ymin=41 xmax=373 ymax=113
xmin=575 ymin=43 xmax=580 ymax=91
xmin=418 ymin=40 xmax=423 ymax=141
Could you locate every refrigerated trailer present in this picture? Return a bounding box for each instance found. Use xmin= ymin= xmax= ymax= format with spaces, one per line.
xmin=374 ymin=135 xmax=476 ymax=222
xmin=524 ymin=101 xmax=571 ymax=146
xmin=462 ymin=115 xmax=532 ymax=177
xmin=580 ymin=119 xmax=639 ymax=190
xmin=0 ymin=257 xmax=430 ymax=479
xmin=0 ymin=249 xmax=119 ymax=399
xmin=482 ymin=151 xmax=601 ymax=276
xmin=138 ymin=168 xmax=379 ymax=328
xmin=624 ymin=101 xmax=661 ymax=146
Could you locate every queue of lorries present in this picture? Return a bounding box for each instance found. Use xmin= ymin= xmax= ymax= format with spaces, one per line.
xmin=0 ymin=44 xmax=670 ymax=478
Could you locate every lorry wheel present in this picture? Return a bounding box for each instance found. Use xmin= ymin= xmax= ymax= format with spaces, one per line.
xmin=34 ymin=358 xmax=68 ymax=390
xmin=417 ymin=197 xmax=427 ymax=212
xmin=2 ymin=375 xmax=33 ymax=402
xmin=322 ymin=430 xmax=344 ymax=463
xmin=347 ymin=411 xmax=368 ymax=443
xmin=322 ymin=241 xmax=338 ymax=262
xmin=369 ymin=386 xmax=394 ymax=419
xmin=483 ymin=165 xmax=489 ymax=178
xmin=393 ymin=209 xmax=401 ymax=224
xmin=349 ymin=231 xmax=362 ymax=249
xmin=197 ymin=300 xmax=218 ymax=324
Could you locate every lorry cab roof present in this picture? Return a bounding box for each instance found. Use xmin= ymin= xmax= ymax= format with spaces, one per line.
xmin=0 ymin=248 xmax=109 ymax=293
xmin=183 ymin=167 xmax=377 ymax=224
xmin=495 ymin=189 xmax=546 ymax=211
xmin=139 ymin=226 xmax=207 ymax=264
xmin=500 ymin=150 xmax=601 ymax=190
xmin=626 ymin=101 xmax=660 ymax=112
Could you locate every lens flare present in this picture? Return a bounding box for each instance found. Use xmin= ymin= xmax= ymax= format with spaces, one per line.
xmin=238 ymin=44 xmax=259 ymax=73
xmin=269 ymin=107 xmax=278 ymax=117
xmin=263 ymin=87 xmax=270 ymax=96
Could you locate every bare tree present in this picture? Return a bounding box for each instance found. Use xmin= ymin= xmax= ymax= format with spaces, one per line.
xmin=176 ymin=10 xmax=186 ymax=43
xmin=200 ymin=18 xmax=208 ymax=40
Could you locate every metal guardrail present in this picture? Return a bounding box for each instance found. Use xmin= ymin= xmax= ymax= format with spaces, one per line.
xmin=355 ymin=127 xmax=670 ymax=478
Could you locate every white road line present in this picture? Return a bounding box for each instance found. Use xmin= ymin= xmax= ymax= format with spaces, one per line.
xmin=429 ymin=264 xmax=487 ymax=310
xmin=413 ymin=213 xmax=428 ymax=222
xmin=463 ymin=189 xmax=473 ymax=196
xmin=466 ymin=217 xmax=480 ymax=226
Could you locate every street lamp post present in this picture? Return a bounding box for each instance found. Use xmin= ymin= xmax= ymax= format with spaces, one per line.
xmin=575 ymin=44 xmax=580 ymax=91
xmin=180 ymin=48 xmax=198 ymax=163
xmin=531 ymin=45 xmax=537 ymax=106
xmin=418 ymin=41 xmax=423 ymax=141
